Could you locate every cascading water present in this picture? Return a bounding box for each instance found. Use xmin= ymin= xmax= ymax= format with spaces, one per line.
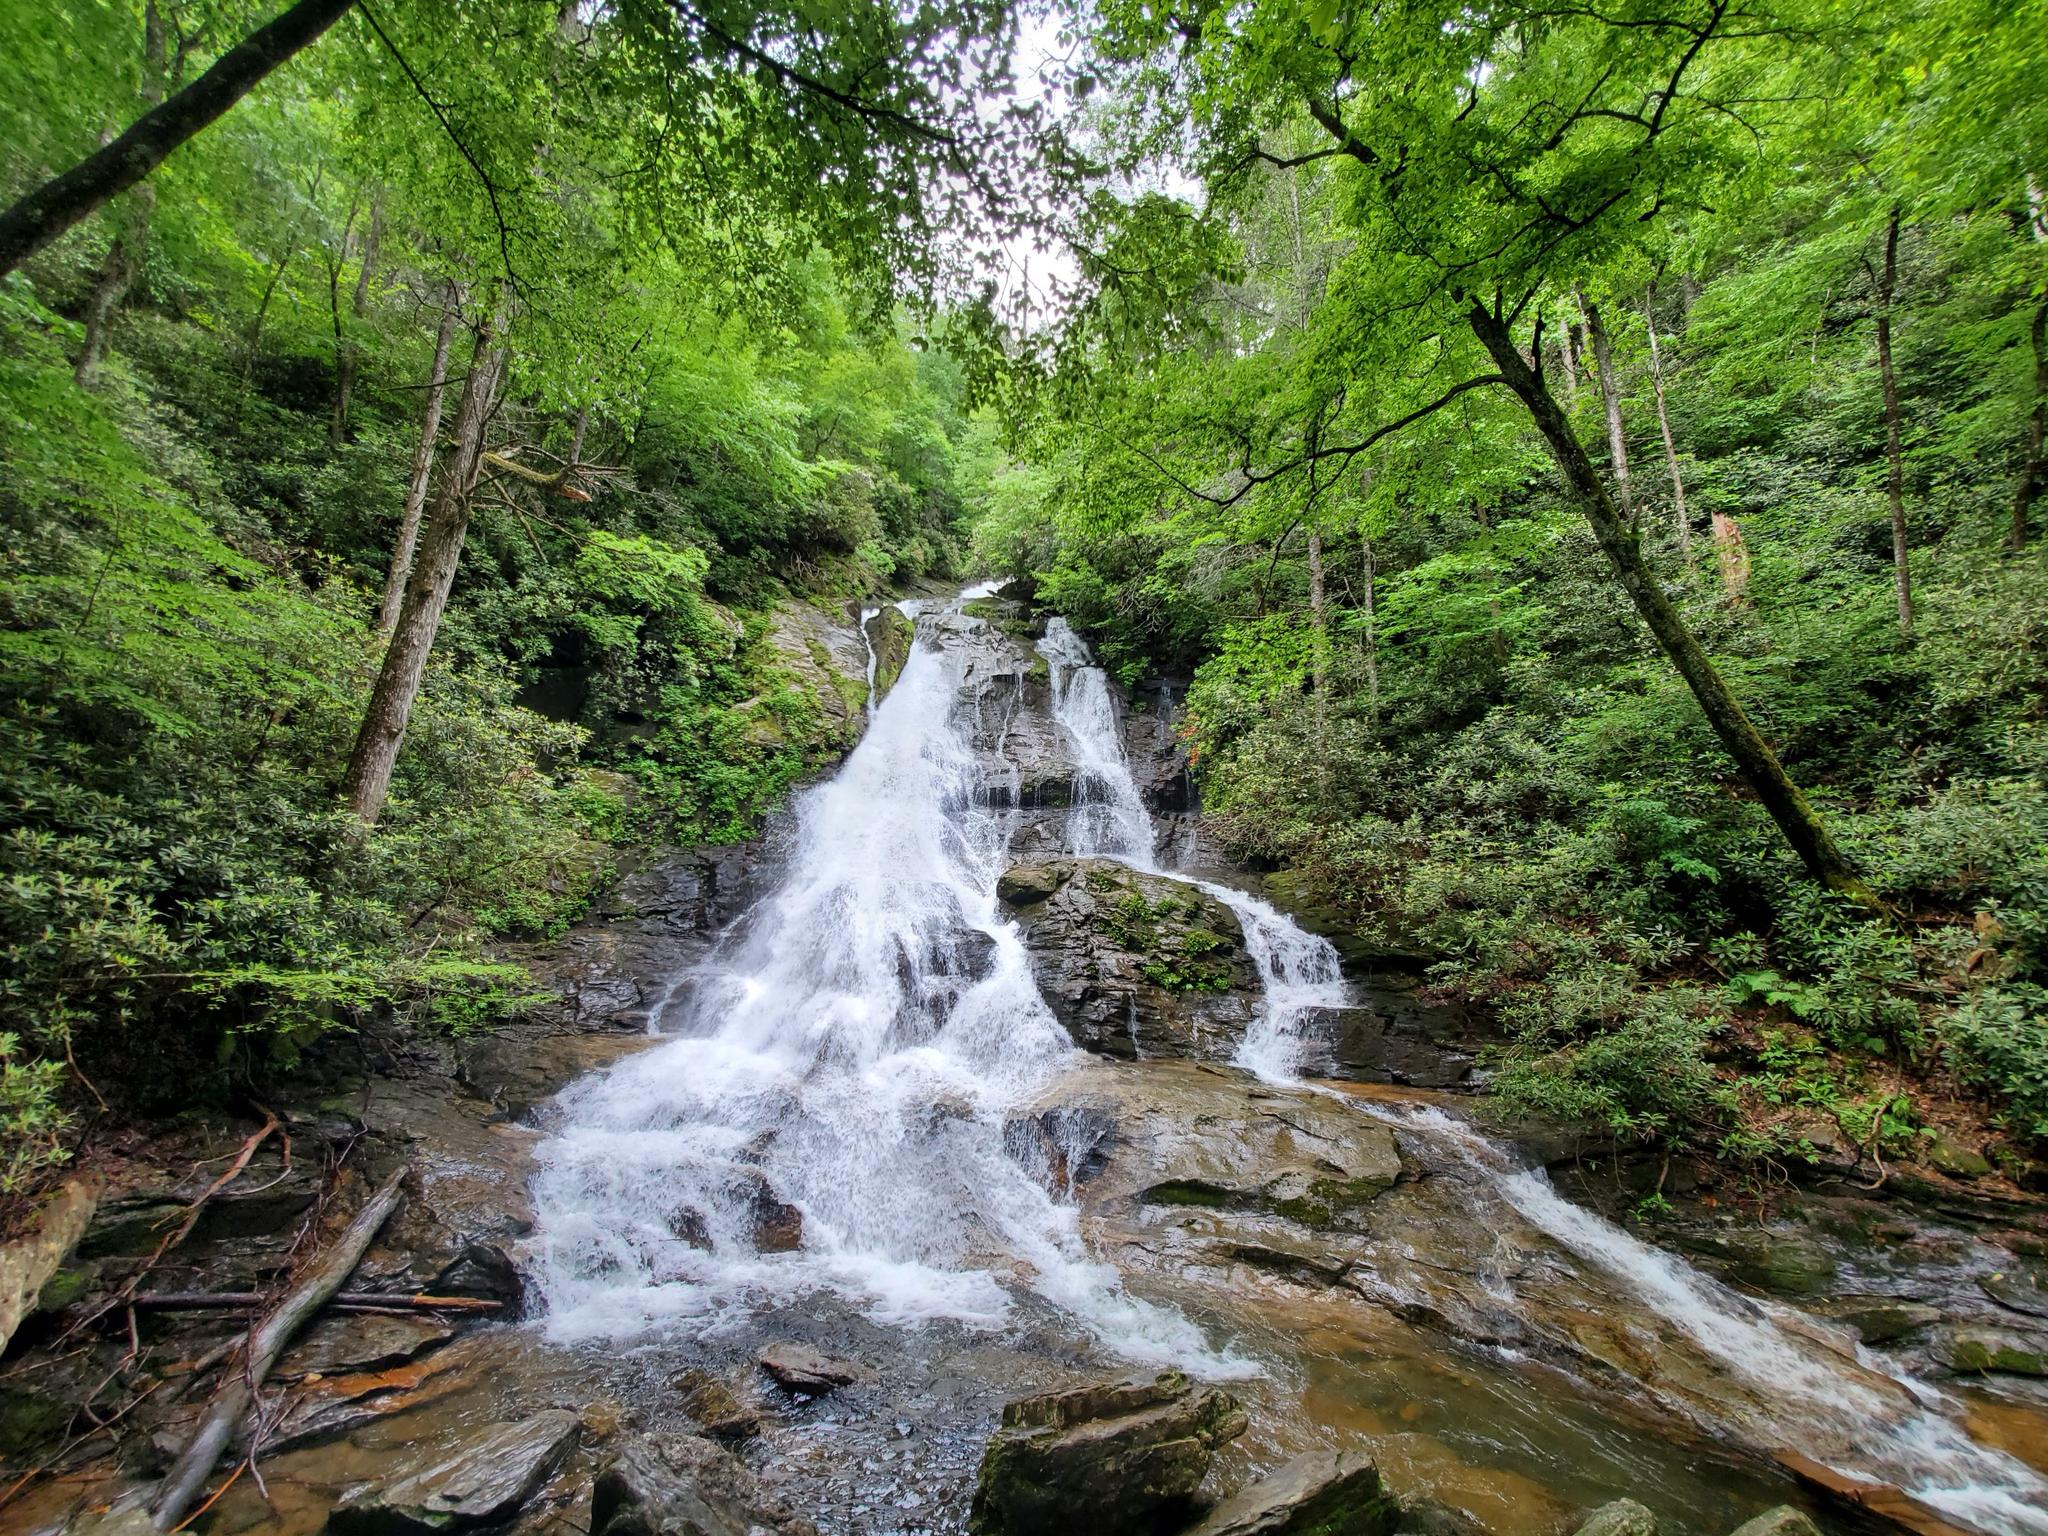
xmin=1031 ymin=609 xmax=2048 ymax=1534
xmin=528 ymin=593 xmax=1227 ymax=1367
xmin=1036 ymin=617 xmax=1349 ymax=1082
xmin=532 ymin=590 xmax=2045 ymax=1535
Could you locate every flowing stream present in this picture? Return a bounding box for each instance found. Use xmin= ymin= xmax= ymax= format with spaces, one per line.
xmin=531 ymin=589 xmax=2047 ymax=1535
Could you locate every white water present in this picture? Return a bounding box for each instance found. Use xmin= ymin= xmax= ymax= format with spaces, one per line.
xmin=529 ymin=592 xmax=1232 ymax=1369
xmin=1031 ymin=611 xmax=2048 ymax=1534
xmin=1034 ymin=618 xmax=1350 ymax=1082
xmin=532 ymin=593 xmax=2045 ymax=1534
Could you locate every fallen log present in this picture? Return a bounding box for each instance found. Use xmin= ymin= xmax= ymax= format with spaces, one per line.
xmin=133 ymin=1290 xmax=501 ymax=1313
xmin=148 ymin=1167 xmax=408 ymax=1532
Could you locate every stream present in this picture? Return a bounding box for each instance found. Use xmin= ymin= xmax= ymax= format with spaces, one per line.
xmin=526 ymin=584 xmax=2048 ymax=1536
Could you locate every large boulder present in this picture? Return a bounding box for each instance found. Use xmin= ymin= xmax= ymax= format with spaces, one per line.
xmin=968 ymin=1370 xmax=1248 ymax=1536
xmin=1001 ymin=859 xmax=1259 ymax=1058
xmin=328 ymin=1409 xmax=579 ymax=1534
xmin=1186 ymin=1449 xmax=1401 ymax=1536
xmin=592 ymin=1433 xmax=818 ymax=1536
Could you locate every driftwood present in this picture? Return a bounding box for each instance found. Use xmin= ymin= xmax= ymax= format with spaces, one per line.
xmin=148 ymin=1167 xmax=408 ymax=1532
xmin=133 ymin=1290 xmax=500 ymax=1313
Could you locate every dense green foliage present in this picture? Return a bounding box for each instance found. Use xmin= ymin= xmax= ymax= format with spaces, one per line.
xmin=983 ymin=0 xmax=2048 ymax=1171
xmin=0 ymin=0 xmax=1011 ymax=1188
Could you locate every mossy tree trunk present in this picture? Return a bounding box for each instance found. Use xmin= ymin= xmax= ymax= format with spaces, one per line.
xmin=1470 ymin=304 xmax=1880 ymax=911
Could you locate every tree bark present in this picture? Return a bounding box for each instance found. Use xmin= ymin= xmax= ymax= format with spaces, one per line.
xmin=1470 ymin=304 xmax=1878 ymax=911
xmin=333 ymin=188 xmax=381 ymax=442
xmin=1578 ymin=290 xmax=1634 ymax=520
xmin=376 ymin=289 xmax=461 ymax=639
xmin=74 ymin=2 xmax=168 ymax=387
xmin=1710 ymin=511 xmax=1752 ymax=605
xmin=1358 ymin=533 xmax=1379 ymax=730
xmin=1643 ymin=284 xmax=1693 ymax=566
xmin=1875 ymin=205 xmax=1914 ymax=640
xmin=2014 ymin=297 xmax=2047 ymax=552
xmin=343 ymin=314 xmax=503 ymax=824
xmin=1307 ymin=522 xmax=1329 ymax=785
xmin=0 ymin=0 xmax=357 ymax=279
xmin=1557 ymin=310 xmax=1580 ymax=411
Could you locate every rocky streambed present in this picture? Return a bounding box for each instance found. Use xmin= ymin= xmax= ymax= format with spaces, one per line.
xmin=4 ymin=586 xmax=2046 ymax=1536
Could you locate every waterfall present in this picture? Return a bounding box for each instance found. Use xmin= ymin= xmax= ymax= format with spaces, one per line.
xmin=528 ymin=592 xmax=1232 ymax=1369
xmin=1030 ymin=612 xmax=2048 ymax=1535
xmin=531 ymin=591 xmax=2044 ymax=1535
xmin=1036 ymin=616 xmax=1348 ymax=1081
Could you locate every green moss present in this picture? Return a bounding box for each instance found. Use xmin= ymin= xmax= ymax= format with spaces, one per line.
xmin=1144 ymin=1179 xmax=1231 ymax=1208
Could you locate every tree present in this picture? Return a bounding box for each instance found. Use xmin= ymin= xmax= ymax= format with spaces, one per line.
xmin=0 ymin=0 xmax=357 ymax=278
xmin=1075 ymin=0 xmax=1884 ymax=907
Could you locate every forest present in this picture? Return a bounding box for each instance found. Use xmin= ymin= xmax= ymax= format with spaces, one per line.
xmin=2 ymin=0 xmax=2046 ymax=1207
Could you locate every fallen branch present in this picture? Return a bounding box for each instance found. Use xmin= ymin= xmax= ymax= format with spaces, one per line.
xmin=132 ymin=1290 xmax=500 ymax=1313
xmin=148 ymin=1167 xmax=408 ymax=1533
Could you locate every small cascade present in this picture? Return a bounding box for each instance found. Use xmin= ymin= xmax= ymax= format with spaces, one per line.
xmin=1371 ymin=1103 xmax=2048 ymax=1535
xmin=1035 ymin=618 xmax=1155 ymax=863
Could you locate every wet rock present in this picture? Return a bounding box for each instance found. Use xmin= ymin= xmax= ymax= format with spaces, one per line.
xmin=1571 ymin=1500 xmax=1659 ymax=1536
xmin=866 ymin=605 xmax=914 ymax=706
xmin=1298 ymin=1001 xmax=1480 ymax=1090
xmin=733 ymin=1170 xmax=804 ymax=1254
xmin=1931 ymin=1325 xmax=2048 ymax=1376
xmin=1 ymin=1175 xmax=98 ymax=1350
xmin=759 ymin=1341 xmax=859 ymax=1394
xmin=1922 ymin=1131 xmax=1993 ymax=1180
xmin=1005 ymin=858 xmax=1259 ymax=1059
xmin=968 ymin=1370 xmax=1248 ymax=1536
xmin=674 ymin=1370 xmax=759 ymax=1439
xmin=1677 ymin=1230 xmax=1837 ymax=1297
xmin=1186 ymin=1448 xmax=1400 ymax=1536
xmin=280 ymin=1314 xmax=455 ymax=1377
xmin=997 ymin=863 xmax=1064 ymax=906
xmin=592 ymin=1432 xmax=817 ymax=1536
xmin=1725 ymin=1508 xmax=1821 ymax=1536
xmin=1808 ymin=1295 xmax=1942 ymax=1345
xmin=431 ymin=1242 xmax=526 ymax=1312
xmin=1980 ymin=1263 xmax=2048 ymax=1320
xmin=329 ymin=1409 xmax=579 ymax=1534
xmin=1396 ymin=1498 xmax=1489 ymax=1535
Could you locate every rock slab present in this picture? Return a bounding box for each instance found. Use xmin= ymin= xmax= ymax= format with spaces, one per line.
xmin=1186 ymin=1448 xmax=1401 ymax=1536
xmin=968 ymin=1370 xmax=1248 ymax=1536
xmin=328 ymin=1409 xmax=578 ymax=1534
xmin=759 ymin=1341 xmax=859 ymax=1394
xmin=593 ymin=1433 xmax=818 ymax=1536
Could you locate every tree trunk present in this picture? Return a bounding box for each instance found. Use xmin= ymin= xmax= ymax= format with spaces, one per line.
xmin=0 ymin=0 xmax=357 ymax=279
xmin=1359 ymin=533 xmax=1379 ymax=730
xmin=2012 ymin=181 xmax=2047 ymax=552
xmin=1307 ymin=522 xmax=1329 ymax=784
xmin=343 ymin=315 xmax=503 ymax=824
xmin=1643 ymin=284 xmax=1694 ymax=566
xmin=1710 ymin=512 xmax=1752 ymax=605
xmin=376 ymin=289 xmax=462 ymax=639
xmin=1578 ymin=290 xmax=1634 ymax=521
xmin=74 ymin=2 xmax=167 ymax=387
xmin=2014 ymin=298 xmax=2047 ymax=552
xmin=232 ymin=238 xmax=295 ymax=431
xmin=333 ymin=189 xmax=381 ymax=442
xmin=1469 ymin=304 xmax=1878 ymax=911
xmin=1557 ymin=309 xmax=1580 ymax=411
xmin=1875 ymin=205 xmax=1914 ymax=640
